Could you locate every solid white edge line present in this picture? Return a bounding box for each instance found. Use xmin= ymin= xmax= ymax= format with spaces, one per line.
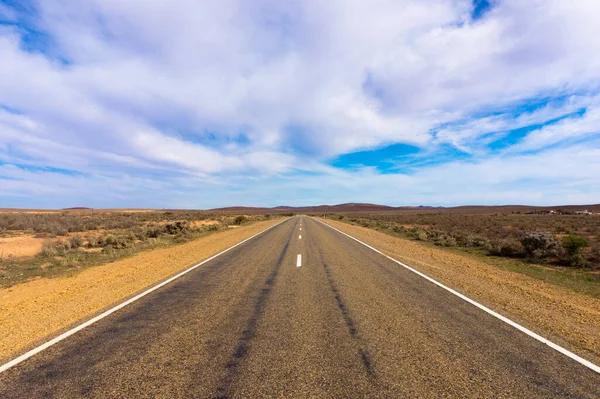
xmin=297 ymin=254 xmax=302 ymax=267
xmin=0 ymin=217 xmax=291 ymax=374
xmin=312 ymin=217 xmax=600 ymax=375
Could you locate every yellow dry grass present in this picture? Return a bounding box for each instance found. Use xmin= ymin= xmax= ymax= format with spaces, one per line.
xmin=191 ymin=220 xmax=220 ymax=227
xmin=0 ymin=219 xmax=280 ymax=361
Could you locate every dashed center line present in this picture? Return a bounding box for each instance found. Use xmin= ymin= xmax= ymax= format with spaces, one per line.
xmin=296 ymin=254 xmax=302 ymax=267
xmin=299 ymin=235 xmax=302 ymax=239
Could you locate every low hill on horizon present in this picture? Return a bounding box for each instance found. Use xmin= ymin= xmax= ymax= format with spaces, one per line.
xmin=208 ymin=202 xmax=600 ymax=214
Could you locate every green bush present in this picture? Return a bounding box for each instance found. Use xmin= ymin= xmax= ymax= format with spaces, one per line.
xmin=561 ymin=234 xmax=589 ymax=266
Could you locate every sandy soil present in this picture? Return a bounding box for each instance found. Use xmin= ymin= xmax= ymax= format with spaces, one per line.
xmin=321 ymin=218 xmax=600 ymax=364
xmin=191 ymin=220 xmax=219 ymax=227
xmin=0 ymin=219 xmax=280 ymax=361
xmin=0 ymin=236 xmax=46 ymax=258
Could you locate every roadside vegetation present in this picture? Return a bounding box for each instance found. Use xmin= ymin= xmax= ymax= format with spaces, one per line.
xmin=318 ymin=211 xmax=600 ymax=297
xmin=0 ymin=210 xmax=274 ymax=288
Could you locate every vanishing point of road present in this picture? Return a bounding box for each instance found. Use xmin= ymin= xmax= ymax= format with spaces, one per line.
xmin=1 ymin=216 xmax=599 ymax=398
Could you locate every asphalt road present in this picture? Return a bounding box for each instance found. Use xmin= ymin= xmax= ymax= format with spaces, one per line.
xmin=1 ymin=216 xmax=599 ymax=398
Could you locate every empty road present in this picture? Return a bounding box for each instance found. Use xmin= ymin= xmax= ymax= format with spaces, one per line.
xmin=1 ymin=216 xmax=599 ymax=398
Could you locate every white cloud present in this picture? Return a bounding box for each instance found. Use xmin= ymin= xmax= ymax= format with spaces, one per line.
xmin=510 ymin=108 xmax=600 ymax=152
xmin=0 ymin=0 xmax=599 ymax=207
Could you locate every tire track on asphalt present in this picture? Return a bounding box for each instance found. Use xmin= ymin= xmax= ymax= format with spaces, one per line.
xmin=307 ymin=218 xmax=377 ymax=380
xmin=213 ymin=228 xmax=293 ymax=399
xmin=321 ymin=262 xmax=375 ymax=378
xmin=3 ymin=253 xmax=246 ymax=398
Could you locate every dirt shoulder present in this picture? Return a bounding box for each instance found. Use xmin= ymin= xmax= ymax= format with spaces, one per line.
xmin=0 ymin=219 xmax=281 ymax=362
xmin=319 ymin=218 xmax=600 ymax=365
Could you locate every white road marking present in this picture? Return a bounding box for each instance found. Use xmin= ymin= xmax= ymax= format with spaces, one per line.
xmin=299 ymin=235 xmax=302 ymax=239
xmin=299 ymin=227 xmax=302 ymax=231
xmin=297 ymin=254 xmax=302 ymax=267
xmin=0 ymin=217 xmax=292 ymax=374
xmin=313 ymin=218 xmax=600 ymax=375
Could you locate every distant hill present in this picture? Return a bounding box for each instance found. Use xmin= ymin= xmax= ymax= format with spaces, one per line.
xmin=210 ymin=203 xmax=415 ymax=213
xmin=207 ymin=203 xmax=600 ymax=214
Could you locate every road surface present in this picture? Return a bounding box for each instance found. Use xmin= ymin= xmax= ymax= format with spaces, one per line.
xmin=1 ymin=216 xmax=599 ymax=398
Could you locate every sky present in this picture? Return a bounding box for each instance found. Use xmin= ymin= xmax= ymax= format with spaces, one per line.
xmin=0 ymin=0 xmax=599 ymax=209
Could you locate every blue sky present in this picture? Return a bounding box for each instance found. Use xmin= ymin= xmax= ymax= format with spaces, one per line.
xmin=1 ymin=0 xmax=600 ymax=209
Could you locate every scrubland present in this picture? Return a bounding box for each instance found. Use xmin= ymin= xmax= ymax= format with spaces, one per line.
xmin=318 ymin=210 xmax=600 ymax=298
xmin=0 ymin=209 xmax=273 ymax=287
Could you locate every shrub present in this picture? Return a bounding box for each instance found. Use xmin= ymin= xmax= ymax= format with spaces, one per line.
xmin=55 ymin=227 xmax=69 ymax=236
xmin=466 ymin=235 xmax=490 ymax=249
xmin=69 ymin=235 xmax=84 ymax=249
xmin=489 ymin=238 xmax=523 ymax=257
xmin=234 ymin=216 xmax=248 ymax=225
xmin=519 ymin=231 xmax=560 ymax=260
xmin=134 ymin=228 xmax=148 ymax=240
xmin=444 ymin=236 xmax=457 ymax=247
xmin=103 ymin=235 xmax=117 ymax=248
xmin=165 ymin=221 xmax=189 ymax=234
xmin=41 ymin=242 xmax=59 ymax=257
xmin=561 ymin=234 xmax=589 ymax=266
xmin=86 ymin=235 xmax=100 ymax=248
xmin=147 ymin=226 xmax=163 ymax=238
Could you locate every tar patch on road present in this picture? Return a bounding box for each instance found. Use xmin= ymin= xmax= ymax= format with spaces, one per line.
xmin=213 ymin=237 xmax=291 ymax=399
xmin=322 ymin=263 xmax=375 ymax=378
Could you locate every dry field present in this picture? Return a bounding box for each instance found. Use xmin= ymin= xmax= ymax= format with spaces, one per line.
xmin=0 ymin=209 xmax=274 ymax=287
xmin=320 ymin=210 xmax=600 ymax=266
xmin=317 ymin=210 xmax=600 ymax=298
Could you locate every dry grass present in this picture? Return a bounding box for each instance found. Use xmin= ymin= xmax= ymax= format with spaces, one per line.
xmin=0 ymin=210 xmax=275 ymax=287
xmin=317 ymin=211 xmax=600 ymax=268
xmin=318 ymin=211 xmax=600 ymax=301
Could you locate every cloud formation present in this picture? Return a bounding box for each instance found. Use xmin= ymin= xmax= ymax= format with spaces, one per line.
xmin=0 ymin=0 xmax=599 ymax=208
